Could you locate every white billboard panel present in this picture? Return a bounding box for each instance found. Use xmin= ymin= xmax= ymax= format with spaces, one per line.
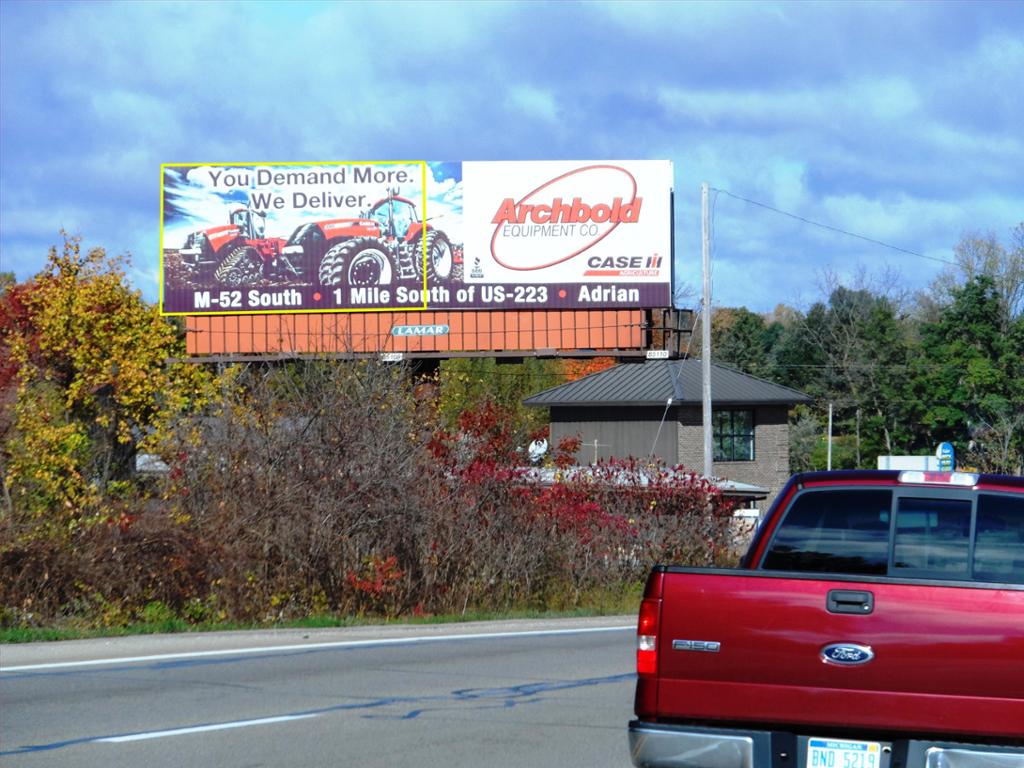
xmin=463 ymin=161 xmax=672 ymax=287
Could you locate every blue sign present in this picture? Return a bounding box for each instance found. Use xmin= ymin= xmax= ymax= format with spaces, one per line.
xmin=936 ymin=442 xmax=955 ymax=471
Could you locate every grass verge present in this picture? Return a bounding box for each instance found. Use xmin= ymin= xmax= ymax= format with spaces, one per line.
xmin=0 ymin=584 xmax=642 ymax=644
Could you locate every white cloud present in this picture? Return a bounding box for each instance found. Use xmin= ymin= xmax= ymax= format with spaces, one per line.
xmin=505 ymin=86 xmax=560 ymax=124
xmin=657 ymin=75 xmax=921 ymax=131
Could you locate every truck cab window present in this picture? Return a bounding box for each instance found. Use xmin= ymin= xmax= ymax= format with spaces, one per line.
xmin=892 ymin=496 xmax=971 ymax=576
xmin=762 ymin=489 xmax=892 ymax=575
xmin=973 ymin=494 xmax=1024 ymax=583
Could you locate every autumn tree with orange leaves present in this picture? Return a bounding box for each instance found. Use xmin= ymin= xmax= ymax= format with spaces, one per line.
xmin=1 ymin=235 xmax=212 ymax=534
xmin=560 ymin=356 xmax=616 ymax=382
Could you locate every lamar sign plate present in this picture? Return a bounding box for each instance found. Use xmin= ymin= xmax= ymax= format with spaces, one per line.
xmin=392 ymin=324 xmax=450 ymax=337
xmin=160 ymin=160 xmax=672 ymax=315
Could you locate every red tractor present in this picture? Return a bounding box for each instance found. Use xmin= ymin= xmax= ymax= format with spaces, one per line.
xmin=178 ymin=207 xmax=299 ymax=287
xmin=281 ymin=189 xmax=460 ymax=287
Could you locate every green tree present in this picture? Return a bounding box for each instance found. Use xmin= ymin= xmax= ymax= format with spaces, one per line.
xmin=710 ymin=307 xmax=773 ymax=378
xmin=2 ymin=235 xmax=212 ymax=535
xmin=801 ymin=286 xmax=917 ymax=467
xmin=437 ymin=357 xmax=561 ymax=438
xmin=917 ymin=275 xmax=1023 ymax=473
xmin=857 ymin=296 xmax=921 ymax=458
xmin=924 ymin=223 xmax=1024 ymax=330
xmin=788 ymin=405 xmax=822 ymax=473
xmin=766 ymin=305 xmax=827 ymax=395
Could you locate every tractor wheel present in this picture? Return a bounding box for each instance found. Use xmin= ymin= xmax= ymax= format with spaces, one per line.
xmin=413 ymin=231 xmax=454 ymax=281
xmin=214 ymin=246 xmax=261 ymax=287
xmin=318 ymin=238 xmax=394 ymax=287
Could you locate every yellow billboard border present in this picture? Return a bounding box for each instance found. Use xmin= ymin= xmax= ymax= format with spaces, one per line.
xmin=159 ymin=161 xmax=430 ymax=316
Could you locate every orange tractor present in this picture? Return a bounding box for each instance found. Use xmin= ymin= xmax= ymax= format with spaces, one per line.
xmin=178 ymin=206 xmax=297 ymax=287
xmin=281 ymin=189 xmax=459 ymax=287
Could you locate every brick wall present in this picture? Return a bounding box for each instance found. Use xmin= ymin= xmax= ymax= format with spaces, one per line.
xmin=676 ymin=405 xmax=792 ymax=513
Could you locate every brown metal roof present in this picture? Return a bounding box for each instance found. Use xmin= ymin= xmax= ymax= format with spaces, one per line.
xmin=523 ymin=359 xmax=811 ymax=407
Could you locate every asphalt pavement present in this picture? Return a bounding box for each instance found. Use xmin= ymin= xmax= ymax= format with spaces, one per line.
xmin=0 ymin=616 xmax=638 ymax=767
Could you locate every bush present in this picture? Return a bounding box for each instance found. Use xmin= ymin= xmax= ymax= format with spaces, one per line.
xmin=0 ymin=496 xmax=208 ymax=627
xmin=1 ymin=359 xmax=740 ymax=628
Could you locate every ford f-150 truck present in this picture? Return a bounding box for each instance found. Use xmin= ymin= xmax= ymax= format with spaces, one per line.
xmin=629 ymin=470 xmax=1024 ymax=768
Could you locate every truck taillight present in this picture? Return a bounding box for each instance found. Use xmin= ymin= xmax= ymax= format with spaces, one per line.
xmin=637 ymin=597 xmax=660 ymax=676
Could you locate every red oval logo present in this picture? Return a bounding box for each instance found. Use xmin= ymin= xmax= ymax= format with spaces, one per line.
xmin=490 ymin=165 xmax=639 ymax=271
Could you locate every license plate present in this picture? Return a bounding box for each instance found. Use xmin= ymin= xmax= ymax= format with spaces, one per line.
xmin=807 ymin=738 xmax=882 ymax=768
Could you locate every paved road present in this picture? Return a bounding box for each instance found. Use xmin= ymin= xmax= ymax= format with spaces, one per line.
xmin=0 ymin=617 xmax=638 ymax=767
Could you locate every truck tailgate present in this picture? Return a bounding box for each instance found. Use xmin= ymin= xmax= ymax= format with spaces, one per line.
xmin=656 ymin=570 xmax=1024 ymax=738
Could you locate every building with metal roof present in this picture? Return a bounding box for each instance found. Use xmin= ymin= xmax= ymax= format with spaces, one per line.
xmin=524 ymin=359 xmax=812 ymax=512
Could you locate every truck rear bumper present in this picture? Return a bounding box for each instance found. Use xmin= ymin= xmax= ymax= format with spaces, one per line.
xmin=918 ymin=746 xmax=1024 ymax=768
xmin=628 ymin=721 xmax=1024 ymax=768
xmin=628 ymin=722 xmax=769 ymax=768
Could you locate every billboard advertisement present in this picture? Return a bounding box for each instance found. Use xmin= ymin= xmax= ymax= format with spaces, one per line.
xmin=161 ymin=160 xmax=672 ymax=315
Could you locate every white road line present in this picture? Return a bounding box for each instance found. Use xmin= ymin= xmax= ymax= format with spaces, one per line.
xmin=95 ymin=714 xmax=318 ymax=743
xmin=1 ymin=625 xmax=633 ymax=672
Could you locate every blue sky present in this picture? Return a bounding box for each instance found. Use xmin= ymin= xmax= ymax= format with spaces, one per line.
xmin=1 ymin=0 xmax=1021 ymax=312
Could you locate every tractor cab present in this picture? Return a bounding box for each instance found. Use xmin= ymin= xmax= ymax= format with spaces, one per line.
xmin=230 ymin=207 xmax=267 ymax=240
xmin=367 ymin=195 xmax=417 ymax=240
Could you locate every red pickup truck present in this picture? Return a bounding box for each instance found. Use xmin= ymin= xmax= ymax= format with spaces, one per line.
xmin=629 ymin=470 xmax=1024 ymax=768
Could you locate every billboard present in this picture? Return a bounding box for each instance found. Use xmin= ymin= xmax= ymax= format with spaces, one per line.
xmin=161 ymin=160 xmax=672 ymax=315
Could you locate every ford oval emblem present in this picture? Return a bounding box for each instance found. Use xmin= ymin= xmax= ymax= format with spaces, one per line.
xmin=821 ymin=643 xmax=875 ymax=665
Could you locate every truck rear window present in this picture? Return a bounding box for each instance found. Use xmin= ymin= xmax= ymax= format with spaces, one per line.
xmin=973 ymin=494 xmax=1024 ymax=583
xmin=762 ymin=490 xmax=892 ymax=575
xmin=762 ymin=488 xmax=1024 ymax=582
xmin=892 ymin=497 xmax=972 ymax=576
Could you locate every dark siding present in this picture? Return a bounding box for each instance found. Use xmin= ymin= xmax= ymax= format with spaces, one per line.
xmin=551 ymin=406 xmax=678 ymax=464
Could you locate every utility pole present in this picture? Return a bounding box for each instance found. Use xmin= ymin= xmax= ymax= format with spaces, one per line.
xmin=827 ymin=402 xmax=833 ymax=470
xmin=702 ymin=182 xmax=713 ymax=479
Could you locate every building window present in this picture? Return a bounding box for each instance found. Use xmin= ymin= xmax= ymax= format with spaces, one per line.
xmin=714 ymin=409 xmax=754 ymax=461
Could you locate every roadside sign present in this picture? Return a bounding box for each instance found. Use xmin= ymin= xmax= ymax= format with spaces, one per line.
xmin=936 ymin=442 xmax=955 ymax=472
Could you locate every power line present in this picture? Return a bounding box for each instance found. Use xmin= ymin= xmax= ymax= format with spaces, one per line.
xmin=711 ymin=187 xmax=956 ymax=267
